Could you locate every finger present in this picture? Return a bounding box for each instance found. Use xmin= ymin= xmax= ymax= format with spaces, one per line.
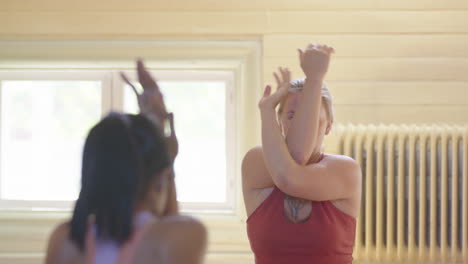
xmin=155 ymin=95 xmax=168 ymax=115
xmin=297 ymin=49 xmax=304 ymax=62
xmin=318 ymin=45 xmax=329 ymax=54
xmin=271 ymin=85 xmax=289 ymax=103
xmin=280 ymin=67 xmax=288 ymax=83
xmin=273 ymin=72 xmax=281 ymax=88
xmin=316 ymin=45 xmax=329 ymax=56
xmin=137 ymin=59 xmax=159 ymax=92
xmin=323 ymin=45 xmax=334 ymax=54
xmin=168 ymin=112 xmax=176 ymax=137
xmin=120 ymin=72 xmax=140 ymax=97
xmin=278 ymin=66 xmax=284 ymax=77
xmin=263 ymin=85 xmax=272 ymax=97
xmin=284 ymin=68 xmax=291 ymax=83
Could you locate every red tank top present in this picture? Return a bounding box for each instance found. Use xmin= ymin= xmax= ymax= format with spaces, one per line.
xmin=247 ymin=187 xmax=356 ymax=264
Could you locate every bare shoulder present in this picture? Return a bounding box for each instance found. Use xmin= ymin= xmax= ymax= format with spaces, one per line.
xmin=241 ymin=146 xmax=268 ymax=181
xmin=159 ymin=215 xmax=206 ymax=237
xmin=241 ymin=146 xmax=275 ymax=193
xmin=139 ymin=216 xmax=207 ymax=264
xmin=323 ymin=154 xmax=362 ymax=184
xmin=323 ymin=154 xmax=360 ymax=171
xmin=242 ymin=146 xmax=264 ymax=170
xmin=46 ymin=222 xmax=82 ymax=264
xmin=148 ymin=215 xmax=207 ymax=247
xmin=49 ymin=222 xmax=70 ymax=242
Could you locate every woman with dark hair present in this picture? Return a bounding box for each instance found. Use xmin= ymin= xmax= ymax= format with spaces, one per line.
xmin=45 ymin=60 xmax=206 ymax=264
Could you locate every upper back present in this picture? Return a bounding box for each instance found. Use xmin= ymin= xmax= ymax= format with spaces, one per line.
xmin=45 ymin=215 xmax=207 ymax=264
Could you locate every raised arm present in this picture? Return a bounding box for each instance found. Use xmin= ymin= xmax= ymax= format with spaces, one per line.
xmin=121 ymin=60 xmax=178 ymax=162
xmin=285 ymin=44 xmax=334 ymax=165
xmin=121 ymin=60 xmax=179 ymax=214
xmin=259 ymin=66 xmax=361 ymax=202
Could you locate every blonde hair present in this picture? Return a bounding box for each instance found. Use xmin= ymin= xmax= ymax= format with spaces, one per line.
xmin=278 ymin=78 xmax=334 ymax=122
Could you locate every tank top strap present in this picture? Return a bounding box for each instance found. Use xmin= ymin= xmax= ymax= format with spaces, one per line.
xmin=118 ymin=213 xmax=155 ymax=264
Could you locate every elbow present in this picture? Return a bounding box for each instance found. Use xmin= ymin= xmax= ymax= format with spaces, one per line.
xmin=290 ymin=151 xmax=309 ymax=166
xmin=274 ymin=174 xmax=289 ymax=191
xmin=272 ymin=164 xmax=297 ymax=193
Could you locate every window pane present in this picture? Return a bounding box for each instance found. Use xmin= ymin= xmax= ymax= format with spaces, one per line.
xmin=124 ymin=81 xmax=227 ymax=203
xmin=0 ymin=81 xmax=101 ymax=201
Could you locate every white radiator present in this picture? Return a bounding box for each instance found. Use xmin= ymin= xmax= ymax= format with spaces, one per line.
xmin=331 ymin=124 xmax=468 ymax=263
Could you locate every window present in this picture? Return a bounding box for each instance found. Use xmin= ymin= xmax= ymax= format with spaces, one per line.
xmin=0 ymin=41 xmax=261 ymax=264
xmin=1 ymin=81 xmax=101 ymax=202
xmin=0 ymin=40 xmax=261 ymax=220
xmin=0 ymin=69 xmax=235 ymax=212
xmin=0 ymin=71 xmax=111 ymax=210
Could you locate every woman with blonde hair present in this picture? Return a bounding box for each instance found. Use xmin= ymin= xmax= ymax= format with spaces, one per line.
xmin=243 ymin=44 xmax=362 ymax=264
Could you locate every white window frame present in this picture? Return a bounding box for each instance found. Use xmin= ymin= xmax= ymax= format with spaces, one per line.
xmin=0 ymin=40 xmax=262 ymax=221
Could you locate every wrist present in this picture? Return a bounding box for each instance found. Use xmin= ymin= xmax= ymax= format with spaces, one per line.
xmin=141 ymin=111 xmax=162 ymax=127
xmin=304 ymin=77 xmax=323 ymax=85
xmin=259 ymin=105 xmax=277 ymax=115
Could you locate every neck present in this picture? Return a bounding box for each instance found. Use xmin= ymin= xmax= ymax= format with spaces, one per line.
xmin=134 ymin=200 xmax=155 ymax=216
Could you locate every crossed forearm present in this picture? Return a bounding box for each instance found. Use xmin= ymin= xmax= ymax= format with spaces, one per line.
xmin=285 ymin=79 xmax=323 ymax=164
xmin=261 ymin=108 xmax=297 ymax=187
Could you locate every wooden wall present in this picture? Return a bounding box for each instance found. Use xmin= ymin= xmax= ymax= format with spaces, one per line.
xmin=1 ymin=0 xmax=468 ymax=263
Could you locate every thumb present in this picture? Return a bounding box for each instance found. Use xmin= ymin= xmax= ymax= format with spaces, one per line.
xmin=297 ymin=49 xmax=304 ymax=62
xmin=263 ymin=85 xmax=272 ymax=97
